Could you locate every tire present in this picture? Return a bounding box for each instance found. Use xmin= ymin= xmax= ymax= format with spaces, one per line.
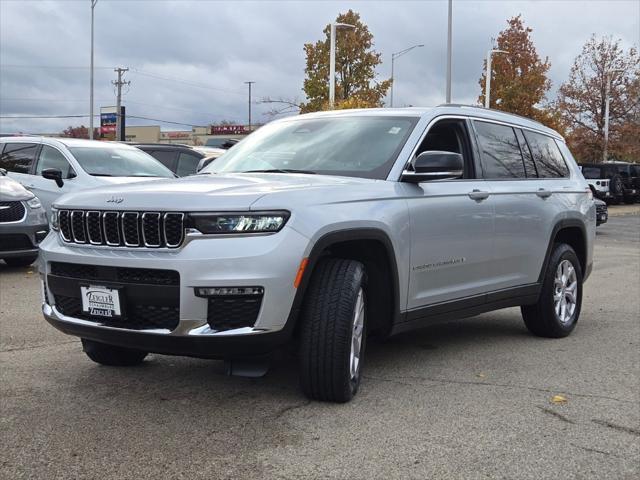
xmin=299 ymin=258 xmax=367 ymax=403
xmin=521 ymin=243 xmax=582 ymax=338
xmin=81 ymin=338 xmax=148 ymax=366
xmin=3 ymin=255 xmax=38 ymax=267
xmin=609 ymin=174 xmax=624 ymax=198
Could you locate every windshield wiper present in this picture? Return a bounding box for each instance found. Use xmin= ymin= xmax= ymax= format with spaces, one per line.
xmin=90 ymin=173 xmax=114 ymax=177
xmin=242 ymin=169 xmax=316 ymax=174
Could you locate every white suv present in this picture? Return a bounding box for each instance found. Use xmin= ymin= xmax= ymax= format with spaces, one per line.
xmin=38 ymin=106 xmax=595 ymax=402
xmin=0 ymin=137 xmax=175 ymax=213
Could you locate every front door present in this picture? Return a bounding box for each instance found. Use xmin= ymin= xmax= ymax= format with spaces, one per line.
xmin=405 ymin=118 xmax=496 ymax=310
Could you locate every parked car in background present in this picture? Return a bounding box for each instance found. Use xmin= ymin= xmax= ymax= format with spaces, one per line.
xmin=192 ymin=146 xmax=226 ymax=158
xmin=594 ymin=198 xmax=608 ymax=227
xmin=205 ymin=137 xmax=240 ymax=149
xmin=0 ymin=169 xmax=48 ymax=266
xmin=580 ymin=162 xmax=639 ymax=204
xmin=0 ymin=137 xmax=175 ymax=213
xmin=132 ymin=143 xmax=204 ymax=177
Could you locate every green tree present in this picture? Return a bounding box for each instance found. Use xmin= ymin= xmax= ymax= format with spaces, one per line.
xmin=301 ymin=10 xmax=391 ymax=113
xmin=557 ymin=35 xmax=639 ymax=162
xmin=478 ymin=15 xmax=560 ymax=131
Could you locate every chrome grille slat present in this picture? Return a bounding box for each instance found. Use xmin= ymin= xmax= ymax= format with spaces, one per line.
xmin=142 ymin=212 xmax=162 ymax=247
xmin=122 ymin=212 xmax=140 ymax=247
xmin=86 ymin=211 xmax=103 ymax=245
xmin=58 ymin=209 xmax=184 ymax=248
xmin=70 ymin=211 xmax=86 ymax=243
xmin=103 ymin=212 xmax=121 ymax=245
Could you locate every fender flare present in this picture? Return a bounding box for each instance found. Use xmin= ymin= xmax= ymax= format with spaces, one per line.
xmin=285 ymin=227 xmax=402 ymax=332
xmin=538 ymin=219 xmax=589 ymax=284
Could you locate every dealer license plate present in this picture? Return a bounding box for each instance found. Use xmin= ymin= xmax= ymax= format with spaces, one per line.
xmin=81 ymin=285 xmax=122 ymax=318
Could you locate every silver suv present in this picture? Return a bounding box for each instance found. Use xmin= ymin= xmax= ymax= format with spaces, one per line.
xmin=39 ymin=105 xmax=595 ymax=402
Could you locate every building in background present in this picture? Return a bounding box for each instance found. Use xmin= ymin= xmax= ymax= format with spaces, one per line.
xmin=124 ymin=124 xmax=257 ymax=145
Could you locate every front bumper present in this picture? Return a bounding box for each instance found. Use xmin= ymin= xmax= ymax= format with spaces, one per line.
xmin=38 ymin=225 xmax=310 ymax=357
xmin=0 ymin=219 xmax=49 ymax=258
xmin=43 ymin=303 xmax=293 ymax=358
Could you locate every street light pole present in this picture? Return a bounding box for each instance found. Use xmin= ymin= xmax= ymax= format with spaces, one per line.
xmin=244 ymin=81 xmax=255 ymax=131
xmin=390 ymin=44 xmax=424 ymax=107
xmin=603 ymin=68 xmax=624 ymax=162
xmin=484 ymin=49 xmax=508 ymax=109
xmin=446 ymin=0 xmax=452 ymax=103
xmin=89 ymin=0 xmax=98 ymax=140
xmin=329 ymin=22 xmax=355 ymax=109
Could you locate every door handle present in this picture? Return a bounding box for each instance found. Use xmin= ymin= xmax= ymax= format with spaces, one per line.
xmin=536 ymin=188 xmax=552 ymax=198
xmin=468 ymin=189 xmax=490 ymax=201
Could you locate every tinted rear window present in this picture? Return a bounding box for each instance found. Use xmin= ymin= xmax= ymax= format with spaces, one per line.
xmin=0 ymin=143 xmax=38 ymax=173
xmin=581 ymin=167 xmax=602 ymax=179
xmin=523 ymin=131 xmax=569 ymax=178
xmin=474 ymin=121 xmax=526 ymax=179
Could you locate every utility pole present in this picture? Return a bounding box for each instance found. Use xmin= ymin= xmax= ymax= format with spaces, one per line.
xmin=445 ymin=0 xmax=452 ymax=103
xmin=89 ymin=0 xmax=98 ymax=140
xmin=244 ymin=81 xmax=255 ymax=131
xmin=112 ymin=67 xmax=130 ymax=141
xmin=603 ymin=68 xmax=624 ymax=162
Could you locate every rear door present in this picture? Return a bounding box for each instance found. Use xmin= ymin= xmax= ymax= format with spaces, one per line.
xmin=472 ymin=121 xmax=557 ymax=289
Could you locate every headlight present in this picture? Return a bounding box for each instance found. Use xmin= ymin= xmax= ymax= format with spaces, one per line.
xmin=189 ymin=211 xmax=289 ymax=234
xmin=50 ymin=208 xmax=59 ymax=231
xmin=26 ymin=197 xmax=42 ymax=209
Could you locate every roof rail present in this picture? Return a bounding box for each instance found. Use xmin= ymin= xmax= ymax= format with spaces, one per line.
xmin=436 ymin=103 xmax=548 ymax=128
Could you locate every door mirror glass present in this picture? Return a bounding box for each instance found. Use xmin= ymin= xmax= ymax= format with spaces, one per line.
xmin=403 ymin=151 xmax=464 ymax=183
xmin=42 ymin=168 xmax=64 ymax=187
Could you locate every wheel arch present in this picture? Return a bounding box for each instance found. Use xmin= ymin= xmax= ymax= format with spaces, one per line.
xmin=538 ymin=219 xmax=588 ymax=284
xmin=288 ymin=228 xmax=401 ymax=338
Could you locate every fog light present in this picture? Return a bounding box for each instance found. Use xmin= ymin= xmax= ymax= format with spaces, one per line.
xmin=195 ymin=286 xmax=264 ymax=297
xmin=35 ymin=230 xmax=49 ymax=243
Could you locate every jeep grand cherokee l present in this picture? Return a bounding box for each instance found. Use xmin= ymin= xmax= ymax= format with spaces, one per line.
xmin=39 ymin=105 xmax=595 ymax=402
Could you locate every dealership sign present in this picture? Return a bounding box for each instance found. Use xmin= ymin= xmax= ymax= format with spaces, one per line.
xmin=210 ymin=125 xmax=248 ymax=135
xmin=100 ymin=106 xmax=125 ymax=140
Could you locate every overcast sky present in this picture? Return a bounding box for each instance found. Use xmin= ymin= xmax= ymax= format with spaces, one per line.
xmin=1 ymin=0 xmax=638 ymax=134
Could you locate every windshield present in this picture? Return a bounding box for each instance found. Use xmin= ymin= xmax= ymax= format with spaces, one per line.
xmin=69 ymin=147 xmax=174 ymax=177
xmin=203 ymin=116 xmax=418 ymax=179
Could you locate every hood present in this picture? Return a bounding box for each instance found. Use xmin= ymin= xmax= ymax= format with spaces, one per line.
xmin=93 ymin=176 xmax=171 ymax=186
xmin=0 ymin=176 xmax=35 ymax=201
xmin=53 ymin=173 xmax=380 ymax=211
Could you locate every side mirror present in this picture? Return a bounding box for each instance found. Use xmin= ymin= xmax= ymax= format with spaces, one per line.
xmin=42 ymin=168 xmax=64 ymax=188
xmin=402 ymin=151 xmax=464 ymax=183
xmin=196 ymin=157 xmax=215 ymax=173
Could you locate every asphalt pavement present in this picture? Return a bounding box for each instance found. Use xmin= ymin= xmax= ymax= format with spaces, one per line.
xmin=1 ymin=213 xmax=638 ymax=479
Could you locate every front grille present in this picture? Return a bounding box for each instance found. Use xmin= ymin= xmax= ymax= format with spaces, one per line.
xmin=0 ymin=201 xmax=26 ymax=223
xmin=57 ymin=209 xmax=185 ymax=248
xmin=50 ymin=262 xmax=179 ymax=286
xmin=53 ymin=294 xmax=179 ymax=330
xmin=207 ymin=295 xmax=263 ymax=332
xmin=0 ymin=233 xmax=33 ymax=252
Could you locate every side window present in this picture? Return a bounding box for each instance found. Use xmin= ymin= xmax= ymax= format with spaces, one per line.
xmin=146 ymin=150 xmax=176 ymax=170
xmin=474 ymin=121 xmax=526 ymax=179
xmin=413 ymin=119 xmax=474 ymax=179
xmin=176 ymin=152 xmax=201 ymax=176
xmin=0 ymin=143 xmax=39 ymax=174
xmin=522 ymin=131 xmax=569 ymax=178
xmin=36 ymin=145 xmax=73 ymax=177
xmin=514 ymin=129 xmax=538 ymax=177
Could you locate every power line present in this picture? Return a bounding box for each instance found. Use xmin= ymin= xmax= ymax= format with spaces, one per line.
xmin=129 ymin=68 xmax=245 ymax=95
xmin=0 ymin=64 xmax=114 ymax=70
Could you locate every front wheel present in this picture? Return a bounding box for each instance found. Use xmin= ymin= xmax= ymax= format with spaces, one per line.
xmin=521 ymin=243 xmax=582 ymax=338
xmin=299 ymin=258 xmax=366 ymax=403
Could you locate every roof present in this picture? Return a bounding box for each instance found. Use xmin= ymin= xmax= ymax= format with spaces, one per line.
xmin=0 ymin=136 xmax=140 ymax=149
xmin=289 ymin=104 xmax=562 ymax=140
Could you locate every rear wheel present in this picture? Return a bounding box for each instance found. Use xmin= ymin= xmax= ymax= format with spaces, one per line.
xmin=81 ymin=339 xmax=148 ymax=366
xmin=3 ymin=255 xmax=38 ymax=267
xmin=299 ymin=258 xmax=366 ymax=403
xmin=521 ymin=243 xmax=582 ymax=338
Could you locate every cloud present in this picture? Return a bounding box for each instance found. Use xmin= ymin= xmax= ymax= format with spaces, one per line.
xmin=1 ymin=0 xmax=638 ymax=133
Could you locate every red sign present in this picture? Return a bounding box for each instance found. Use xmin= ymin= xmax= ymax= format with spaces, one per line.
xmin=101 ymin=125 xmax=116 ymax=134
xmin=210 ymin=125 xmax=248 ymax=135
xmin=165 ymin=132 xmax=190 ymax=139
